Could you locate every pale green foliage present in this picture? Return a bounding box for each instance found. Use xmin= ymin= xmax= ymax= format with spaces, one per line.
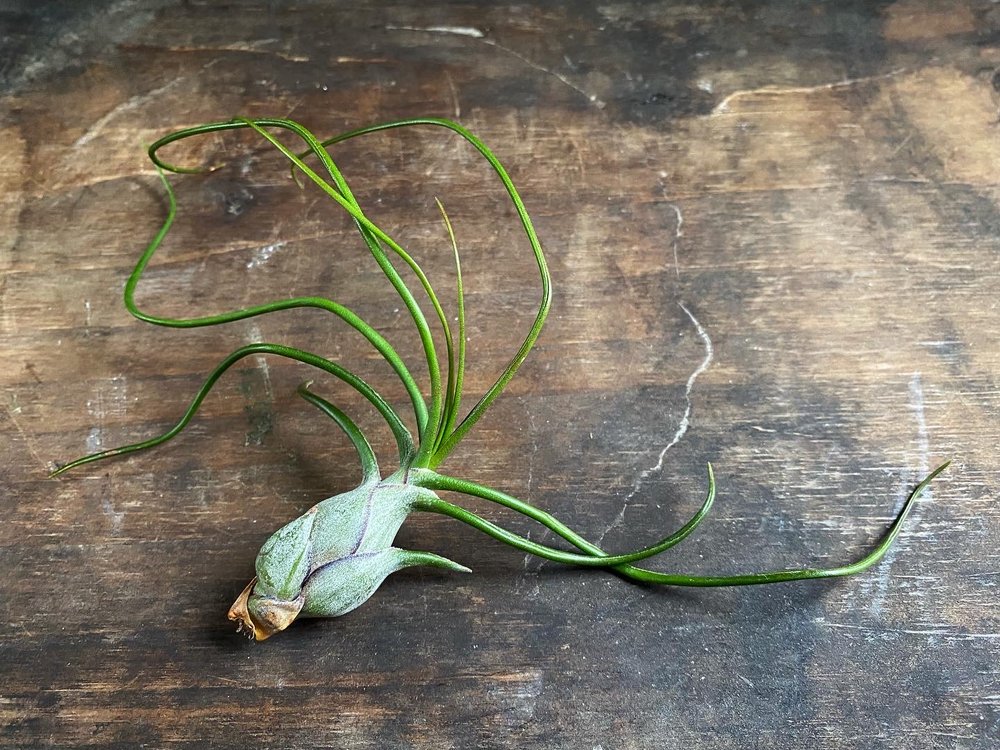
xmin=248 ymin=479 xmax=467 ymax=628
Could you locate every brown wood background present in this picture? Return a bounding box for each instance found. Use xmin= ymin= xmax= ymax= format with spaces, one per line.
xmin=2 ymin=1 xmax=998 ymax=747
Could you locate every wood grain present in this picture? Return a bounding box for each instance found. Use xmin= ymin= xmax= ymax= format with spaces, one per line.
xmin=2 ymin=1 xmax=998 ymax=747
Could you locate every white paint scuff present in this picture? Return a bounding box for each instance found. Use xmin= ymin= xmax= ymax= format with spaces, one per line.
xmin=664 ymin=199 xmax=684 ymax=278
xmin=867 ymin=371 xmax=933 ymax=616
xmin=247 ymin=241 xmax=287 ymax=270
xmin=597 ymin=303 xmax=714 ymax=544
xmin=385 ymin=24 xmax=484 ymax=38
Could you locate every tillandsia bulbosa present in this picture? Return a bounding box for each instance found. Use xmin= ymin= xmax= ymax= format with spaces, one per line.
xmin=52 ymin=116 xmax=948 ymax=641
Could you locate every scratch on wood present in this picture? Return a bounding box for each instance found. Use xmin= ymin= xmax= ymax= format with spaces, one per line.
xmin=163 ymin=42 xmax=309 ymax=63
xmin=5 ymin=395 xmax=47 ymax=470
xmin=481 ymin=38 xmax=606 ymax=109
xmin=711 ymin=68 xmax=907 ymax=114
xmin=74 ymin=77 xmax=186 ymax=147
xmin=661 ymin=194 xmax=684 ymax=279
xmin=86 ymin=376 xmax=129 ymax=534
xmin=519 ymin=402 xmax=547 ymax=578
xmin=816 ymin=618 xmax=1000 ymax=641
xmin=596 ymin=303 xmax=713 ymax=544
xmin=868 ymin=372 xmax=933 ymax=616
xmin=385 ymin=24 xmax=605 ymax=108
xmin=334 ymin=56 xmax=391 ymax=64
xmin=485 ymin=669 xmax=544 ymax=726
xmin=525 ymin=403 xmax=538 ymax=499
xmin=444 ymin=69 xmax=461 ymax=119
xmin=240 ymin=322 xmax=275 ymax=446
xmin=909 ymin=373 xmax=932 ymax=479
xmin=385 ymin=24 xmax=484 ymax=38
xmin=514 ymin=527 xmax=542 ymax=599
xmin=245 ymin=322 xmax=274 ymax=397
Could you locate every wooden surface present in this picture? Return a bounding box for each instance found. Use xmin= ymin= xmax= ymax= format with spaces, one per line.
xmin=2 ymin=1 xmax=998 ymax=747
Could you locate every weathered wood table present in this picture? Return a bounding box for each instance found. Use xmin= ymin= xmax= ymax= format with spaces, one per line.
xmin=2 ymin=1 xmax=997 ymax=747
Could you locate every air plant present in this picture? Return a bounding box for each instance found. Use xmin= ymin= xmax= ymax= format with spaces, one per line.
xmin=52 ymin=117 xmax=948 ymax=641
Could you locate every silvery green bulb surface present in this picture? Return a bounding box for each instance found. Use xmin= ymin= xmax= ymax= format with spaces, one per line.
xmin=229 ymin=479 xmax=468 ymax=640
